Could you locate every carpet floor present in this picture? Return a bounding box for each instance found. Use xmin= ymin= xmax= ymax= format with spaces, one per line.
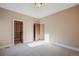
xmin=0 ymin=41 xmax=79 ymax=56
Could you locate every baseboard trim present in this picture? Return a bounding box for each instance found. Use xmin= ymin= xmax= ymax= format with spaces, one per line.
xmin=50 ymin=42 xmax=79 ymax=52
xmin=0 ymin=44 xmax=13 ymax=49
xmin=23 ymin=40 xmax=34 ymax=43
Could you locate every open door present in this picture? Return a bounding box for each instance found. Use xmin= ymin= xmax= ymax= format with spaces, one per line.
xmin=34 ymin=23 xmax=40 ymax=41
xmin=14 ymin=21 xmax=23 ymax=44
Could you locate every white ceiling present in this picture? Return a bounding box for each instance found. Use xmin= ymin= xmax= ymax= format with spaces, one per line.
xmin=0 ymin=3 xmax=77 ymax=19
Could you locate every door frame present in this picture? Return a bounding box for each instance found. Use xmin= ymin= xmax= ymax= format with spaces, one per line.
xmin=12 ymin=19 xmax=24 ymax=45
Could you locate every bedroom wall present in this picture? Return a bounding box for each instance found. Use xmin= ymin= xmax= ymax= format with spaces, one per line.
xmin=40 ymin=5 xmax=79 ymax=48
xmin=0 ymin=7 xmax=37 ymax=48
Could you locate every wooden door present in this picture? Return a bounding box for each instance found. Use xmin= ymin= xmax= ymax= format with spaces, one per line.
xmin=34 ymin=23 xmax=40 ymax=41
xmin=14 ymin=21 xmax=23 ymax=44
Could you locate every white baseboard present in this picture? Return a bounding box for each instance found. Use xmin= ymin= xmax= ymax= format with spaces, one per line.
xmin=50 ymin=42 xmax=79 ymax=52
xmin=23 ymin=40 xmax=33 ymax=43
xmin=0 ymin=44 xmax=13 ymax=49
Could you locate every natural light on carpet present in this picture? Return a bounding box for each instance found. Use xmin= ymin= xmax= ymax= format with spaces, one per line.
xmin=27 ymin=41 xmax=46 ymax=47
xmin=27 ymin=33 xmax=50 ymax=47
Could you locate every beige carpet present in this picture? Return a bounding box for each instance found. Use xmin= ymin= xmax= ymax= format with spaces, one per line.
xmin=0 ymin=41 xmax=79 ymax=56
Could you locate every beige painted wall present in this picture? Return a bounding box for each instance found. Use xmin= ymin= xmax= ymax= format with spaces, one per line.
xmin=0 ymin=4 xmax=79 ymax=49
xmin=40 ymin=5 xmax=79 ymax=48
xmin=0 ymin=7 xmax=37 ymax=47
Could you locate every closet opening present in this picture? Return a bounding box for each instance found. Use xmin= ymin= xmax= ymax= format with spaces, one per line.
xmin=14 ymin=21 xmax=23 ymax=44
